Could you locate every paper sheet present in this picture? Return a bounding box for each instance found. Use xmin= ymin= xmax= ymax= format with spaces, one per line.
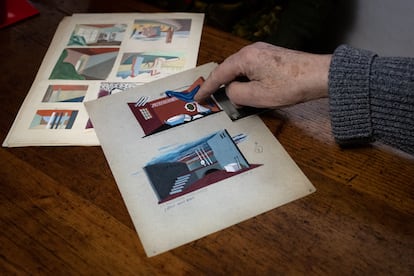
xmin=85 ymin=63 xmax=316 ymax=257
xmin=3 ymin=12 xmax=204 ymax=147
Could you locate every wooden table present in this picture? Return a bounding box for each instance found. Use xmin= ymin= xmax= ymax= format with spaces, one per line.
xmin=1 ymin=1 xmax=413 ymax=275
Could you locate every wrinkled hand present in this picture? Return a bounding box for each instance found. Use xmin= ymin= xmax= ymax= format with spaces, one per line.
xmin=194 ymin=42 xmax=332 ymax=108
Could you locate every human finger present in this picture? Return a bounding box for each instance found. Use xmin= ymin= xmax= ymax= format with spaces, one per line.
xmin=195 ymin=52 xmax=247 ymax=102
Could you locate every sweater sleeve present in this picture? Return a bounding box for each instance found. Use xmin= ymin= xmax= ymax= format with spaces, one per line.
xmin=328 ymin=45 xmax=414 ymax=155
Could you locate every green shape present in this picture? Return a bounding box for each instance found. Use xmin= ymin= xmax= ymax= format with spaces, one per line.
xmin=68 ymin=35 xmax=87 ymax=46
xmin=50 ymin=49 xmax=85 ymax=80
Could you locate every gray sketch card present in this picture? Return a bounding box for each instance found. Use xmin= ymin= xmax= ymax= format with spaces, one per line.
xmin=85 ymin=63 xmax=316 ymax=257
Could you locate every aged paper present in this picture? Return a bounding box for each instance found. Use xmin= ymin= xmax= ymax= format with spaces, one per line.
xmin=85 ymin=63 xmax=316 ymax=257
xmin=3 ymin=12 xmax=204 ymax=147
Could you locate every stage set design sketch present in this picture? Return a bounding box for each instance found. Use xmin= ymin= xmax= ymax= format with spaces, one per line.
xmin=116 ymin=52 xmax=185 ymax=80
xmin=68 ymin=23 xmax=127 ymax=46
xmin=3 ymin=13 xmax=204 ymax=147
xmin=131 ymin=19 xmax=191 ymax=43
xmin=144 ymin=129 xmax=261 ymax=203
xmin=42 ymin=84 xmax=88 ymax=103
xmin=127 ymin=77 xmax=221 ymax=136
xmin=50 ymin=47 xmax=120 ymax=80
xmin=30 ymin=110 xmax=78 ymax=130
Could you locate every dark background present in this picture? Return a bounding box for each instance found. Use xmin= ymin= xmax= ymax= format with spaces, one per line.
xmin=142 ymin=0 xmax=356 ymax=53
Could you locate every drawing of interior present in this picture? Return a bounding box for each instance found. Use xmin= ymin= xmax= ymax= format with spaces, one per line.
xmin=30 ymin=110 xmax=78 ymax=129
xmin=50 ymin=48 xmax=119 ymax=80
xmin=117 ymin=52 xmax=185 ymax=79
xmin=127 ymin=77 xmax=221 ymax=136
xmin=144 ymin=129 xmax=261 ymax=203
xmin=131 ymin=19 xmax=191 ymax=43
xmin=69 ymin=24 xmax=126 ymax=46
xmin=42 ymin=84 xmax=88 ymax=102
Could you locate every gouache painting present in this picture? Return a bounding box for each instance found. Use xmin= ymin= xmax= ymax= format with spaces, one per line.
xmin=50 ymin=48 xmax=119 ymax=80
xmin=131 ymin=19 xmax=191 ymax=43
xmin=42 ymin=84 xmax=88 ymax=103
xmin=68 ymin=24 xmax=127 ymax=46
xmin=128 ymin=77 xmax=221 ymax=136
xmin=144 ymin=129 xmax=262 ymax=203
xmin=29 ymin=110 xmax=78 ymax=129
xmin=116 ymin=52 xmax=185 ymax=80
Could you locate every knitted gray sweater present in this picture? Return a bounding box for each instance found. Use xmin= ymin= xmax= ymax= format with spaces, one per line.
xmin=328 ymin=45 xmax=414 ymax=155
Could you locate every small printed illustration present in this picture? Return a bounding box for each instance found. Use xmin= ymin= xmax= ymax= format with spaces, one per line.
xmin=116 ymin=52 xmax=185 ymax=80
xmin=50 ymin=48 xmax=119 ymax=80
xmin=30 ymin=109 xmax=78 ymax=129
xmin=85 ymin=82 xmax=140 ymax=129
xmin=68 ymin=24 xmax=127 ymax=46
xmin=131 ymin=19 xmax=191 ymax=43
xmin=127 ymin=77 xmax=221 ymax=136
xmin=42 ymin=84 xmax=88 ymax=103
xmin=144 ymin=129 xmax=261 ymax=203
xmin=97 ymin=82 xmax=140 ymax=98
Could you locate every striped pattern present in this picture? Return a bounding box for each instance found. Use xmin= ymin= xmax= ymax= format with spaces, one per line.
xmin=328 ymin=45 xmax=414 ymax=154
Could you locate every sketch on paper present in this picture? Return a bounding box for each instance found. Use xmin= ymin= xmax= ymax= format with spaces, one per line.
xmin=30 ymin=110 xmax=78 ymax=129
xmin=127 ymin=77 xmax=221 ymax=136
xmin=68 ymin=24 xmax=127 ymax=46
xmin=42 ymin=84 xmax=88 ymax=103
xmin=131 ymin=19 xmax=191 ymax=43
xmin=50 ymin=48 xmax=119 ymax=80
xmin=116 ymin=52 xmax=185 ymax=80
xmin=144 ymin=129 xmax=261 ymax=203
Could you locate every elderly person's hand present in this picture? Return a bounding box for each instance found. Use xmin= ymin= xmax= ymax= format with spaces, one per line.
xmin=194 ymin=42 xmax=332 ymax=108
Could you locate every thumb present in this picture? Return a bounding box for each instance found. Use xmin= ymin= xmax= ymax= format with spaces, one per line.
xmin=225 ymin=81 xmax=264 ymax=108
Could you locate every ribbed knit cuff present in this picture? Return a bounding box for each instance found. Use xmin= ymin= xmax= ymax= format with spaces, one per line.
xmin=328 ymin=45 xmax=377 ymax=146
